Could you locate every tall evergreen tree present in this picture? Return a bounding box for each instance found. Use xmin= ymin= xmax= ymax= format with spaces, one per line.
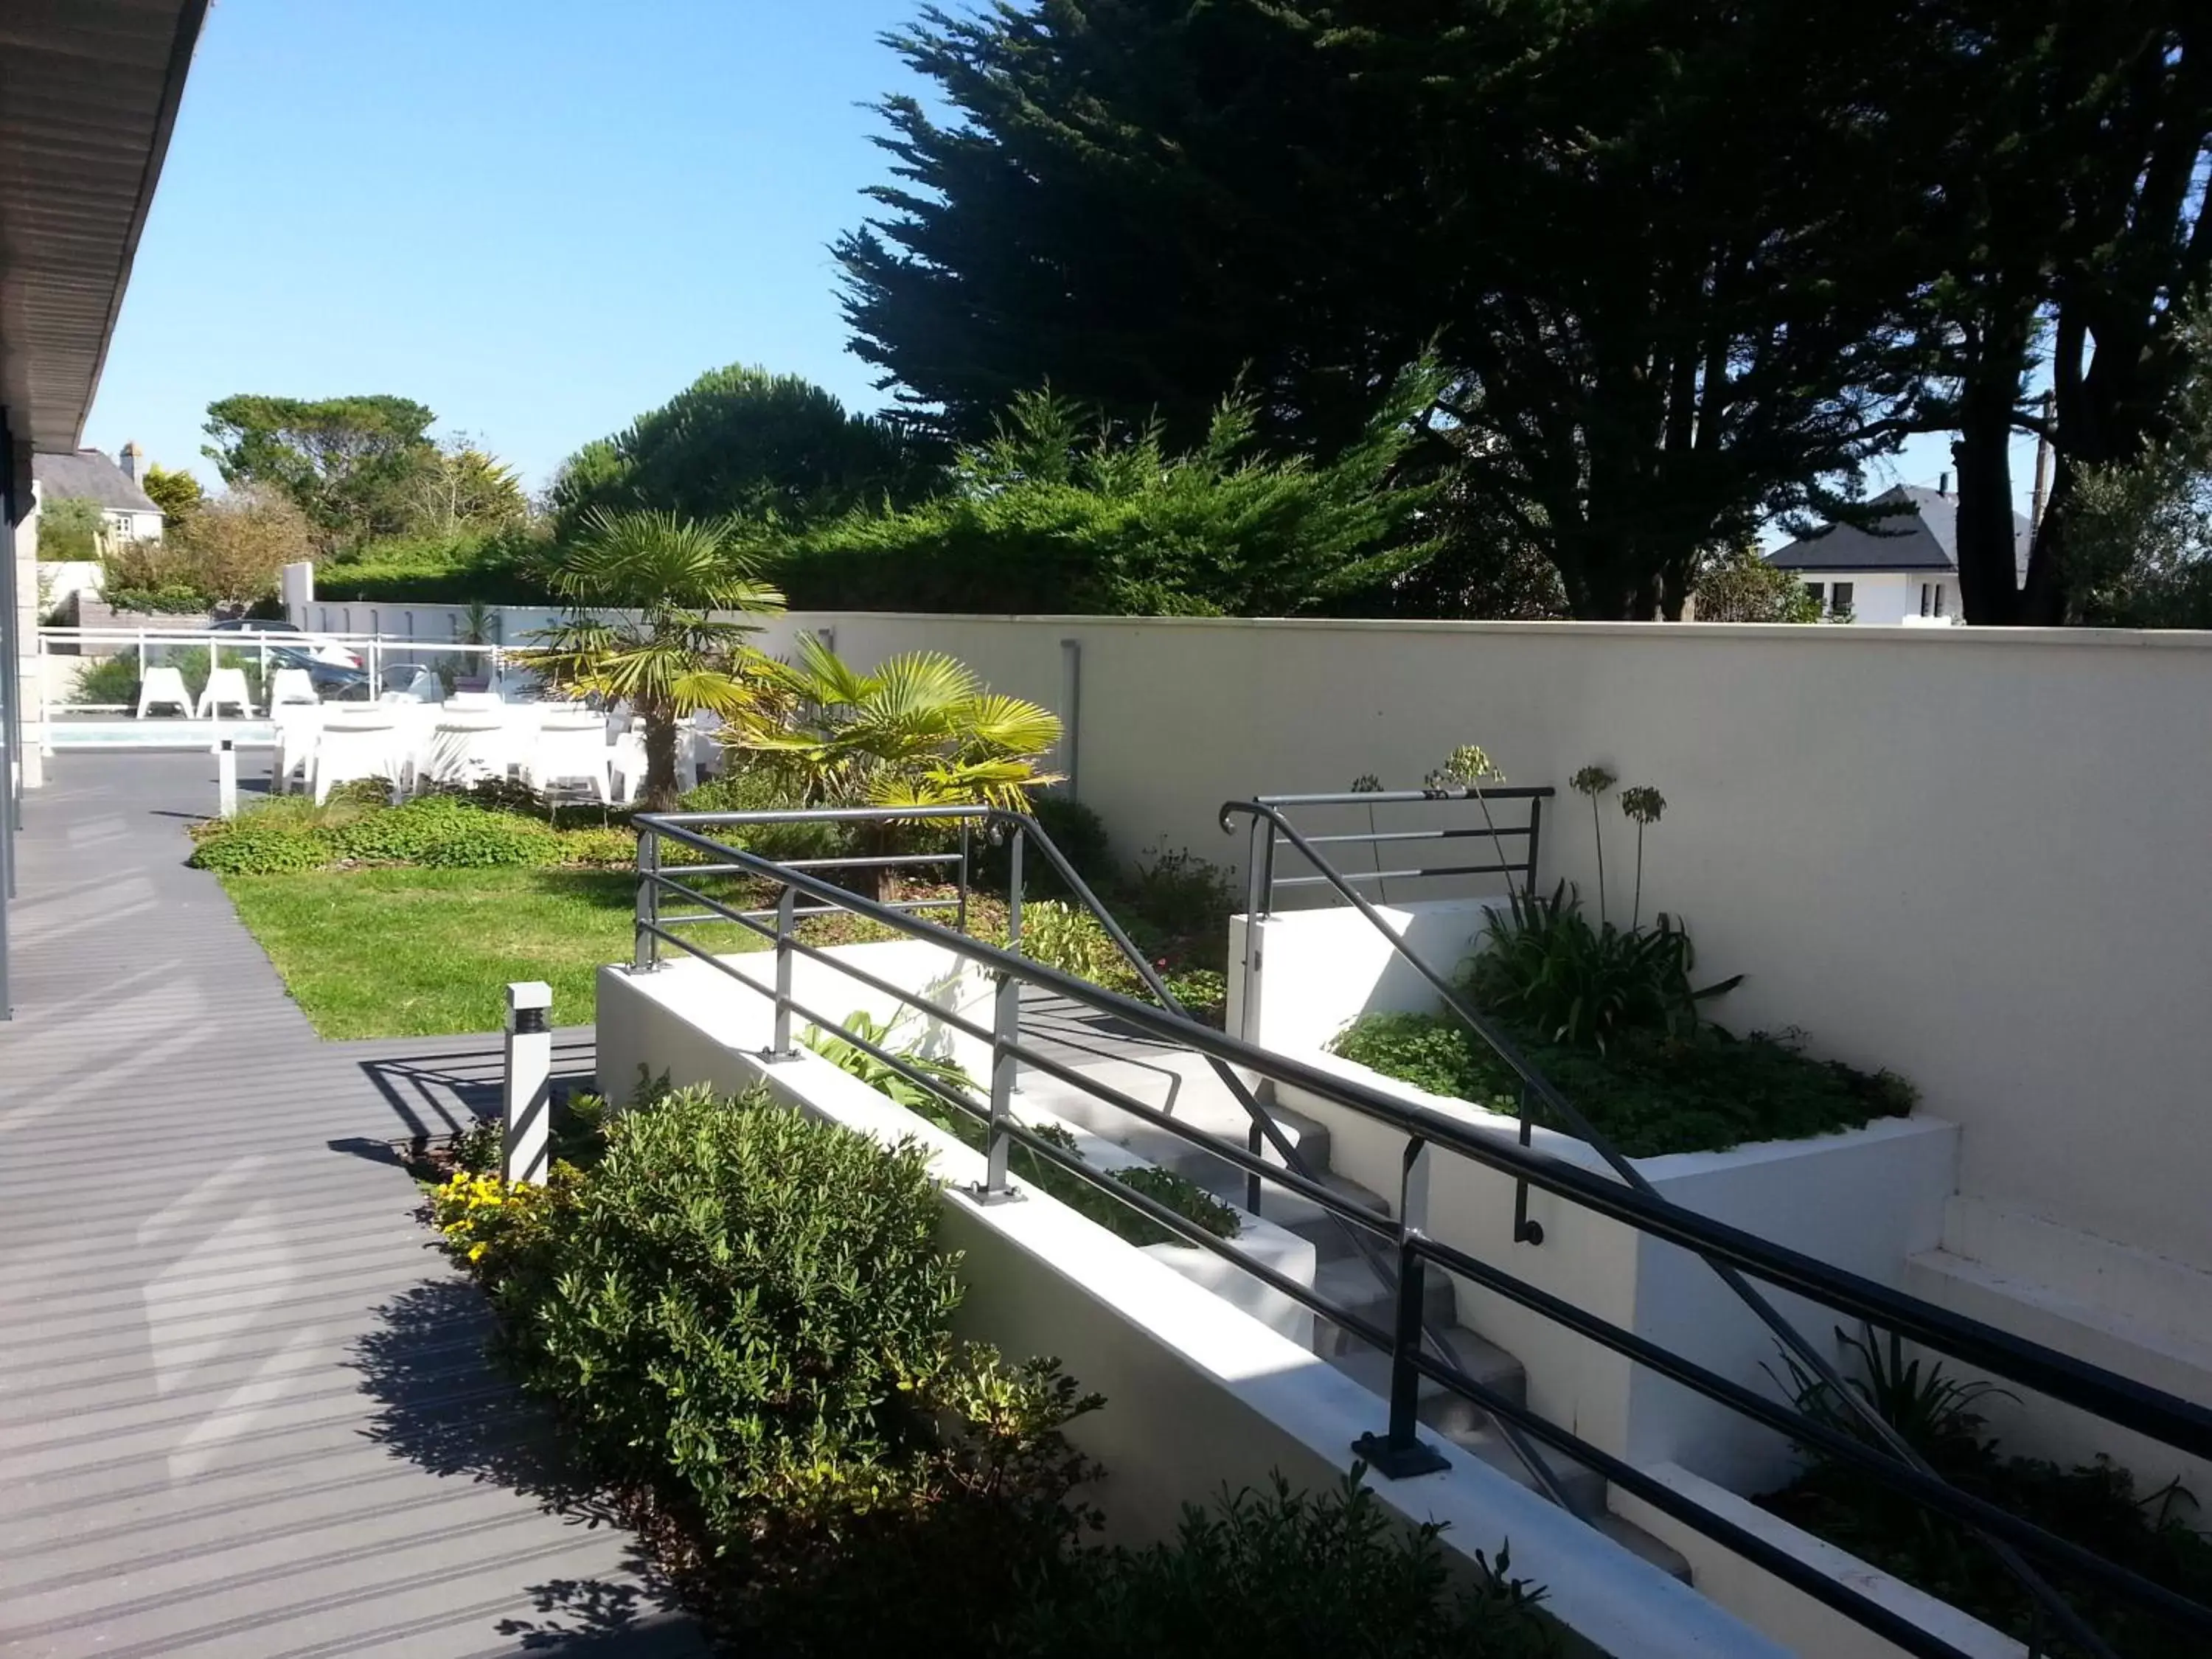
xmin=838 ymin=1 xmax=1942 ymax=618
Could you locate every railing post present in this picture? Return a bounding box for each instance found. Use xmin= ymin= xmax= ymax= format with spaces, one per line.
xmin=765 ymin=882 xmax=798 ymax=1059
xmin=633 ymin=827 xmax=661 ymax=971
xmin=1513 ymin=1084 xmax=1545 ymax=1246
xmin=502 ymin=981 xmax=552 ymax=1186
xmin=1007 ymin=825 xmax=1024 ymax=950
xmin=1354 ymin=1135 xmax=1450 ymax=1479
xmin=1523 ymin=792 xmax=1544 ymax=896
xmin=216 ymin=738 xmax=237 ymax=818
xmin=957 ymin=818 xmax=971 ymax=935
xmin=974 ymin=968 xmax=1021 ymax=1202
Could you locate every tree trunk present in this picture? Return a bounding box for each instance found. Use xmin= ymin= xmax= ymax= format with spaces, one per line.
xmin=1950 ymin=403 xmax=2025 ymax=625
xmin=641 ymin=711 xmax=683 ymax=815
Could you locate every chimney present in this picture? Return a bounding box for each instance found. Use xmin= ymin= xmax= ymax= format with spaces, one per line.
xmin=1937 ymin=470 xmax=1950 ymax=497
xmin=119 ymin=441 xmax=146 ymax=484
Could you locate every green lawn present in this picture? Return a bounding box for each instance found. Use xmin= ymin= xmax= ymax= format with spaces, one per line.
xmin=220 ymin=866 xmax=745 ymax=1038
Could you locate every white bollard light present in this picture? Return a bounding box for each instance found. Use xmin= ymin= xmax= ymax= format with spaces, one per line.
xmin=503 ymin=980 xmax=553 ymax=1186
xmin=216 ymin=738 xmax=238 ymax=818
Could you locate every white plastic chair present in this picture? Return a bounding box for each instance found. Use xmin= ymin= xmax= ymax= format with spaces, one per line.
xmin=196 ymin=666 xmax=256 ymax=719
xmin=270 ymin=704 xmax=326 ymax=794
xmin=378 ymin=666 xmax=442 ymax=703
xmin=526 ymin=715 xmax=612 ymax=803
xmin=423 ymin=717 xmax=510 ymax=789
xmin=268 ymin=667 xmax=319 ymax=709
xmin=312 ymin=717 xmax=401 ymax=805
xmin=611 ymin=729 xmax=650 ymax=805
xmin=445 ymin=690 xmax=502 ymax=713
xmin=136 ymin=665 xmax=192 ymax=718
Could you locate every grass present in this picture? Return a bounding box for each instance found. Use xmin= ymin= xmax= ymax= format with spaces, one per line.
xmin=220 ymin=863 xmax=1007 ymax=1040
xmin=222 ymin=866 xmax=658 ymax=1038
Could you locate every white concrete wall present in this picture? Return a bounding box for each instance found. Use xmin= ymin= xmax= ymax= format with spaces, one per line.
xmin=597 ymin=960 xmax=1797 ymax=1659
xmin=604 ymin=611 xmax=2211 ymax=1291
xmin=379 ymin=605 xmax=2212 ymax=1279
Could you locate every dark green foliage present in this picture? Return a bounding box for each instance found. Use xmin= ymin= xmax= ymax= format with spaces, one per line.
xmin=490 ymin=1084 xmax=964 ymax=1535
xmin=1108 ymin=1165 xmax=1242 ymax=1242
xmin=1467 ymin=882 xmax=1742 ymax=1051
xmin=676 ymin=770 xmax=852 ymax=866
xmin=547 ymin=364 xmax=929 ymax=538
xmin=187 ymin=821 xmax=335 ymax=875
xmin=202 ymin=393 xmax=440 ymax=552
xmin=104 ymin=583 xmax=211 ymax=614
xmin=36 ymin=496 xmax=105 ymax=562
xmin=312 ymin=525 xmax=558 ymax=605
xmin=1331 ymin=1011 xmax=1914 ymax=1157
xmin=975 ymin=794 xmax=1116 ymax=900
xmin=1760 ymin=1327 xmax=2212 ymax=1655
xmin=71 ymin=655 xmax=142 ymax=707
xmin=1004 ymin=1470 xmax=1559 ymax=1659
xmin=331 ymin=796 xmax=560 ymax=868
xmin=771 ymin=372 xmax=1444 ymax=616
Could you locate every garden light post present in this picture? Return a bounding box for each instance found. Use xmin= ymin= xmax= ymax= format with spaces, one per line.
xmin=502 ymin=981 xmax=552 ymax=1186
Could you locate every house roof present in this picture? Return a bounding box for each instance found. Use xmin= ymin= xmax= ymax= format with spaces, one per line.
xmin=33 ymin=448 xmax=160 ymax=514
xmin=1767 ymin=485 xmax=2031 ymax=583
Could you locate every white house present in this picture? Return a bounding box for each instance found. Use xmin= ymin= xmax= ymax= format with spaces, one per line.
xmin=29 ymin=442 xmax=165 ymax=548
xmin=1765 ymin=479 xmax=2029 ymax=625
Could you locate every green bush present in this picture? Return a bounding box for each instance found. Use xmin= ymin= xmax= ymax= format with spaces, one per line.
xmin=189 ymin=821 xmax=336 ymax=874
xmin=1005 ymin=1470 xmax=1557 ymax=1658
xmin=555 ymin=824 xmax=639 ymax=867
xmin=1330 ymin=1009 xmax=1914 ymax=1157
xmin=675 ymin=768 xmax=854 ymax=865
xmin=1020 ymin=900 xmax=1125 ymax=985
xmin=975 ymin=793 xmax=1116 ymax=898
xmin=312 ymin=526 xmax=557 ymax=605
xmin=488 ymin=1084 xmax=964 ymax=1534
xmin=72 ymin=655 xmax=142 ymax=707
xmin=331 ymin=796 xmax=560 ymax=868
xmin=1467 ymin=881 xmax=1742 ymax=1051
xmin=1760 ymin=1329 xmax=2212 ymax=1655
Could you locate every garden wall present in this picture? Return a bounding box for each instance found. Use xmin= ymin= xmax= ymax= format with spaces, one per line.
xmin=303 ymin=602 xmax=2212 ymax=1329
xmin=595 ymin=955 xmax=1798 ymax=1659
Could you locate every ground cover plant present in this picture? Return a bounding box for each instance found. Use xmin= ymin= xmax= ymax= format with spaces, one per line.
xmin=424 ymin=1081 xmax=1557 ymax=1656
xmin=1756 ymin=1328 xmax=2212 ymax=1656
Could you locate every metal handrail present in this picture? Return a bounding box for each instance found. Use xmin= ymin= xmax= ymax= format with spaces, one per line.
xmin=639 ymin=804 xmax=1583 ymax=1511
xmin=627 ymin=809 xmax=2212 ymax=1658
xmin=1222 ymin=796 xmax=2130 ymax=1659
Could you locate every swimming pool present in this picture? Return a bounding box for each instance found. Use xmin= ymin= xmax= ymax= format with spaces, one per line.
xmin=45 ymin=720 xmax=277 ymax=750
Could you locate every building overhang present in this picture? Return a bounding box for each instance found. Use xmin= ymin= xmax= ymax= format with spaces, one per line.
xmin=0 ymin=0 xmax=209 ymax=462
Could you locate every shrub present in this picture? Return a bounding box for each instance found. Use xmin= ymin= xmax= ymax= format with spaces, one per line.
xmin=1005 ymin=1470 xmax=1557 ymax=1658
xmin=975 ymin=793 xmax=1116 ymax=898
xmin=330 ymin=796 xmax=559 ymax=868
xmin=487 ymin=1084 xmax=965 ymax=1535
xmin=1020 ymin=900 xmax=1125 ymax=985
xmin=72 ymin=655 xmax=142 ymax=707
xmin=188 ymin=820 xmax=336 ymax=874
xmin=555 ymin=824 xmax=639 ymax=868
xmin=676 ymin=769 xmax=852 ymax=865
xmin=1127 ymin=845 xmax=1237 ymax=938
xmin=1330 ymin=1009 xmax=1913 ymax=1157
xmin=1466 ymin=880 xmax=1741 ymax=1051
xmin=1110 ymin=1164 xmax=1241 ymax=1242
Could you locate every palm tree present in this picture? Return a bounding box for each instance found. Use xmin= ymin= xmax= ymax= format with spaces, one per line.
xmin=725 ymin=633 xmax=1062 ymax=888
xmin=524 ymin=509 xmax=784 ymax=810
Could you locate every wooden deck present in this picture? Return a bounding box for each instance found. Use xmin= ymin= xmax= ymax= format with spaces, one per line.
xmin=0 ymin=753 xmax=700 ymax=1658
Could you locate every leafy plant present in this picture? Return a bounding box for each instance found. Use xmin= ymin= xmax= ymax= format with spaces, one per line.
xmin=1569 ymin=765 xmax=1617 ymax=917
xmin=975 ymin=793 xmax=1116 ymax=900
xmin=331 ymin=796 xmax=560 ymax=868
xmin=187 ymin=819 xmax=335 ymax=874
xmin=676 ymin=768 xmax=853 ymax=866
xmin=801 ymin=1009 xmax=976 ymax=1115
xmin=37 ymin=495 xmax=106 ymax=562
xmin=1467 ymin=880 xmax=1739 ymax=1051
xmin=71 ymin=655 xmax=142 ymax=708
xmin=1109 ymin=1164 xmax=1241 ymax=1242
xmin=1004 ymin=1468 xmax=1557 ymax=1658
xmin=1020 ymin=900 xmax=1124 ymax=985
xmin=524 ymin=507 xmax=785 ymax=810
xmin=1330 ymin=1009 xmax=1913 ymax=1157
xmin=1768 ymin=1326 xmax=2013 ymax=1466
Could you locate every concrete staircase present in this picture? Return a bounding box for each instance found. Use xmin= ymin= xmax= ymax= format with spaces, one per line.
xmin=1012 ymin=989 xmax=1690 ymax=1579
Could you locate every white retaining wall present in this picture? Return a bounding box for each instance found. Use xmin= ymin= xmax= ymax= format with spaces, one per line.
xmin=595 ymin=956 xmax=1799 ymax=1659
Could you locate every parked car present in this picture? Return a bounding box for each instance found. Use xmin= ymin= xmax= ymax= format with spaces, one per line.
xmin=206 ymin=619 xmax=370 ymax=698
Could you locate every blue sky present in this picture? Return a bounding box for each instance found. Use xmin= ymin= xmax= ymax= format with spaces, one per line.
xmin=88 ymin=0 xmax=2025 ymax=520
xmin=88 ymin=0 xmax=926 ymax=493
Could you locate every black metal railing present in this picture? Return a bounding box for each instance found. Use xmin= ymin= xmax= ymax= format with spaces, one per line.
xmin=1237 ymin=785 xmax=1550 ymax=913
xmin=1221 ymin=794 xmax=2160 ymax=1659
xmin=630 ymin=807 xmax=2212 ymax=1659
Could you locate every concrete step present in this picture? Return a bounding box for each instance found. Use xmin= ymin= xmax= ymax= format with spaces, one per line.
xmin=1311 ymin=1251 xmax=1455 ymax=1349
xmin=1319 ymin=1324 xmax=1528 ymax=1436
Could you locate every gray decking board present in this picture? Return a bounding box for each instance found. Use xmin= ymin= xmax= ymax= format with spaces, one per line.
xmin=0 ymin=754 xmax=701 ymax=1658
